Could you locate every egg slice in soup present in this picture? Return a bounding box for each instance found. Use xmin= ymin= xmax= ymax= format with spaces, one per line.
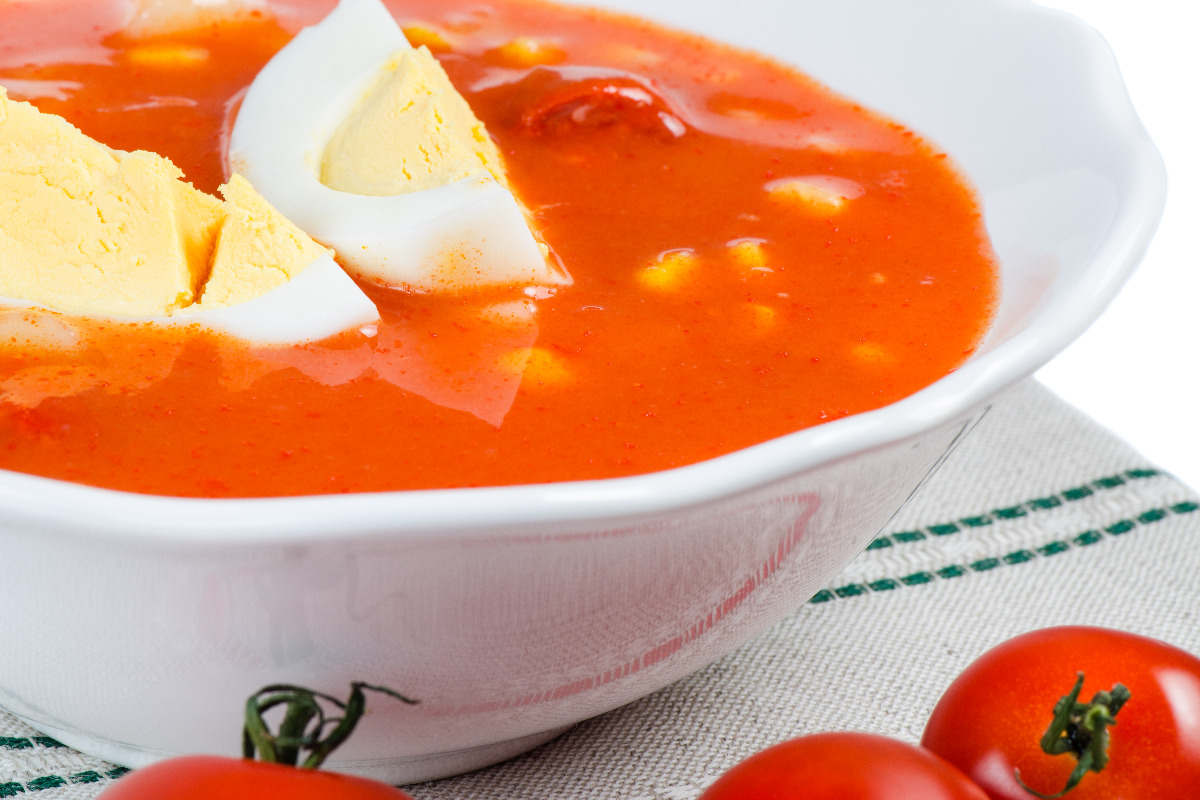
xmin=0 ymin=248 xmax=377 ymax=347
xmin=228 ymin=0 xmax=568 ymax=294
xmin=0 ymin=86 xmax=379 ymax=347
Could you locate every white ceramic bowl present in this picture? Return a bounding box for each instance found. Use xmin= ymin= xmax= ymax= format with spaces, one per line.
xmin=0 ymin=0 xmax=1164 ymax=784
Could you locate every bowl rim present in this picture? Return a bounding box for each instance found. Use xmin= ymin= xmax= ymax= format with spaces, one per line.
xmin=0 ymin=0 xmax=1166 ymax=546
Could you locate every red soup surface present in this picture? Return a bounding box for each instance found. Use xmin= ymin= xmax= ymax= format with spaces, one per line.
xmin=0 ymin=0 xmax=997 ymax=498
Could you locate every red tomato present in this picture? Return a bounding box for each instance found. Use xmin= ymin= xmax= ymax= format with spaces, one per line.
xmin=96 ymin=755 xmax=414 ymax=800
xmin=922 ymin=626 xmax=1200 ymax=799
xmin=699 ymin=732 xmax=989 ymax=800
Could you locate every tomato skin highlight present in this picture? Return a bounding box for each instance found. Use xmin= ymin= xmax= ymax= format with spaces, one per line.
xmin=699 ymin=732 xmax=989 ymax=800
xmin=96 ymin=755 xmax=415 ymax=800
xmin=921 ymin=626 xmax=1200 ymax=800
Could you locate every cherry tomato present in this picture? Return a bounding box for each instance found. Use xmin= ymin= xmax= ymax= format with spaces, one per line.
xmin=699 ymin=732 xmax=989 ymax=800
xmin=96 ymin=755 xmax=413 ymax=800
xmin=922 ymin=626 xmax=1200 ymax=799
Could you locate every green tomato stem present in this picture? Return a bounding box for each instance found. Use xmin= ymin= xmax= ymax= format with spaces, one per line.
xmin=242 ymin=682 xmax=418 ymax=769
xmin=1015 ymin=672 xmax=1130 ymax=799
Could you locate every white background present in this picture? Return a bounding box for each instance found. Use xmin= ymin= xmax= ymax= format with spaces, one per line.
xmin=1033 ymin=0 xmax=1200 ymax=488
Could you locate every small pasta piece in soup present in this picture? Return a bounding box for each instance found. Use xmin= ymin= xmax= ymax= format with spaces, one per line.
xmin=126 ymin=44 xmax=210 ymax=66
xmin=728 ymin=239 xmax=768 ymax=272
xmin=766 ymin=176 xmax=863 ymax=215
xmin=637 ymin=249 xmax=697 ymax=291
xmin=493 ymin=36 xmax=566 ymax=66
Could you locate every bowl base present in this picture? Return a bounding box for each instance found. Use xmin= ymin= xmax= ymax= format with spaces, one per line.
xmin=14 ymin=712 xmax=572 ymax=785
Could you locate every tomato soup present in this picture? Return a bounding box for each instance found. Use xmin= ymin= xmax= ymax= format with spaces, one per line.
xmin=0 ymin=0 xmax=997 ymax=497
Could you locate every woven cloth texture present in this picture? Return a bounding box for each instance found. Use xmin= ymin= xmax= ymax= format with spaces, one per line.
xmin=3 ymin=378 xmax=1197 ymax=799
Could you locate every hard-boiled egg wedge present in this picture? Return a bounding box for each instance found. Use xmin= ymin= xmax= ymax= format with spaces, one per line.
xmin=228 ymin=0 xmax=569 ymax=294
xmin=0 ymin=251 xmax=376 ymax=349
xmin=0 ymin=85 xmax=378 ymax=347
xmin=164 ymin=251 xmax=378 ymax=345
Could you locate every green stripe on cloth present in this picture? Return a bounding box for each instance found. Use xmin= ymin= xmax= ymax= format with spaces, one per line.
xmin=812 ymin=499 xmax=1196 ymax=604
xmin=0 ymin=769 xmax=128 ymax=797
xmin=864 ymin=468 xmax=1162 ymax=550
xmin=0 ymin=737 xmax=63 ymax=752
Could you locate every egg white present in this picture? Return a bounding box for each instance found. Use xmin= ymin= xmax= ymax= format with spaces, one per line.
xmin=0 ymin=252 xmax=378 ymax=348
xmin=170 ymin=252 xmax=379 ymax=344
xmin=227 ymin=0 xmax=566 ymax=293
